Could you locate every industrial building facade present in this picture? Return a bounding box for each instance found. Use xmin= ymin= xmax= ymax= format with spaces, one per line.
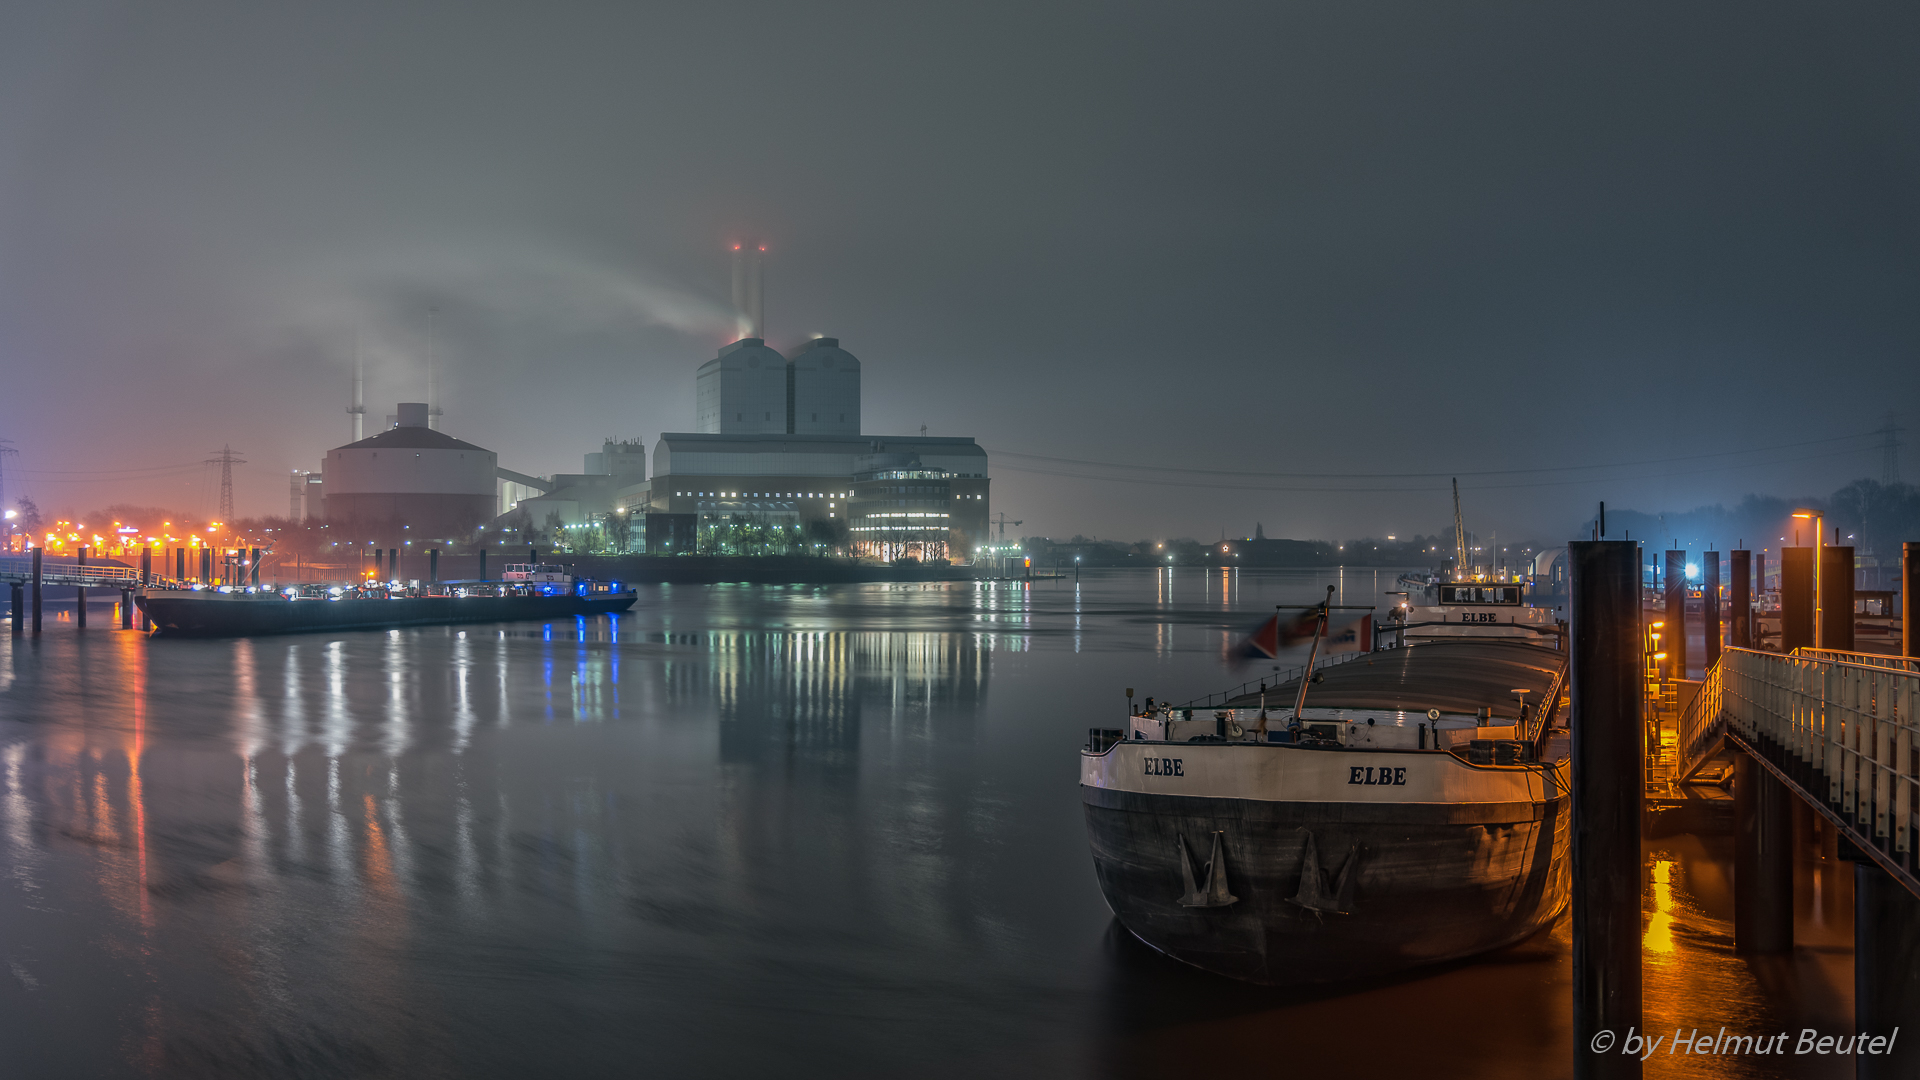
xmin=641 ymin=433 xmax=989 ymax=558
xmin=649 ymin=333 xmax=988 ymax=558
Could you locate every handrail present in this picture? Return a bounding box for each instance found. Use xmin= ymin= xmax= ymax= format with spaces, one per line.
xmin=1674 ymin=657 xmax=1726 ymax=781
xmin=1528 ymin=658 xmax=1571 ymax=757
xmin=0 ymin=557 xmax=141 ymax=585
xmin=1177 ymin=648 xmax=1374 ymax=710
xmin=1716 ymin=646 xmax=1919 ymax=891
xmin=1793 ymin=648 xmax=1919 ymax=673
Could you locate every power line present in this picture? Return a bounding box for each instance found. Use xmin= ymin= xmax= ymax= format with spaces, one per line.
xmin=1880 ymin=411 xmax=1903 ymax=485
xmin=992 ymin=431 xmax=1877 ymax=482
xmin=993 ymin=441 xmax=1882 ymax=494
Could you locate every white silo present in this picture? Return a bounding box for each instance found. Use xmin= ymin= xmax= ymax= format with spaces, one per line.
xmin=695 ymin=338 xmax=789 ymax=434
xmin=787 ymin=337 xmax=861 ymax=435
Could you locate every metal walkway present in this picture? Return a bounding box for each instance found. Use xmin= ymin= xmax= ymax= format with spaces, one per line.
xmin=1678 ymin=646 xmax=1920 ymax=898
xmin=0 ymin=557 xmax=140 ymax=588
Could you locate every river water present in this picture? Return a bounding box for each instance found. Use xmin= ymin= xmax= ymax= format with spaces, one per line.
xmin=0 ymin=570 xmax=1858 ymax=1078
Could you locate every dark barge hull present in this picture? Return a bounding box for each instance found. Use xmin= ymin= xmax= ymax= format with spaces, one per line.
xmin=137 ymin=592 xmax=637 ymax=637
xmin=1084 ymin=786 xmax=1569 ymax=985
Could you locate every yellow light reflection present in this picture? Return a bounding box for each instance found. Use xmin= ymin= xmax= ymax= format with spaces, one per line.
xmin=1644 ymin=858 xmax=1675 ymax=953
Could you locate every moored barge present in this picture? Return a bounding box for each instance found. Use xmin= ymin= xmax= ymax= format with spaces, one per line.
xmin=137 ymin=564 xmax=636 ymax=637
xmin=1082 ymin=603 xmax=1571 ymax=985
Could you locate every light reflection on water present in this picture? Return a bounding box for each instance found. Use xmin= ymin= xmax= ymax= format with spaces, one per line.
xmin=0 ymin=571 xmax=1857 ymax=1078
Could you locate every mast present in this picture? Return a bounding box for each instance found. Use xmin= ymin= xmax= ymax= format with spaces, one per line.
xmin=1452 ymin=478 xmax=1467 ymax=581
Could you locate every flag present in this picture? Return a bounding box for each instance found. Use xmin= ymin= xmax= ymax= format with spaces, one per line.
xmin=1324 ymin=614 xmax=1374 ymax=655
xmin=1278 ymin=607 xmax=1324 ymax=648
xmin=1234 ymin=613 xmax=1280 ymax=659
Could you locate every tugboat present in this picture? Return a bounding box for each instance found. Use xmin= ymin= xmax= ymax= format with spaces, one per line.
xmin=1080 ymin=588 xmax=1571 ymax=985
xmin=137 ymin=564 xmax=636 ymax=637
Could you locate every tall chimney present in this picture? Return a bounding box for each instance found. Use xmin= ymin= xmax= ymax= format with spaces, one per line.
xmin=348 ymin=330 xmax=366 ymax=442
xmin=731 ymin=244 xmax=747 ymax=338
xmin=749 ymin=244 xmax=765 ymax=339
xmin=426 ymin=308 xmax=437 ymax=430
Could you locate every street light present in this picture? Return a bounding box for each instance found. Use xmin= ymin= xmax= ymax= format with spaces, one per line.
xmin=1793 ymin=510 xmax=1824 ymax=647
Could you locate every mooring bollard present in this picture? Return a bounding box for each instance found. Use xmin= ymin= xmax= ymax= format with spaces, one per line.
xmin=1569 ymin=539 xmax=1643 ymax=1080
xmin=8 ymin=582 xmax=21 ymax=636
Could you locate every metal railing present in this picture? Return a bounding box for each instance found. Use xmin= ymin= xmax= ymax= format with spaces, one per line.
xmin=0 ymin=557 xmax=141 ymax=586
xmin=1793 ymin=648 xmax=1919 ymax=673
xmin=1675 ymin=657 xmax=1725 ymax=782
xmin=1698 ymin=647 xmax=1920 ymax=892
xmin=1177 ymin=648 xmax=1375 ymax=710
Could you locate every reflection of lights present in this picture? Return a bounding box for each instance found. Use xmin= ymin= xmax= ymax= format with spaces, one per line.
xmin=1645 ymin=859 xmax=1676 ymax=953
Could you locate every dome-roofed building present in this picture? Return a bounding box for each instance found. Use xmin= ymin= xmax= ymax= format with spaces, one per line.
xmin=321 ymin=402 xmax=497 ymax=539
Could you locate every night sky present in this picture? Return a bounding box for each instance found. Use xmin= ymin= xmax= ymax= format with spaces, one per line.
xmin=2 ymin=2 xmax=1915 ymax=543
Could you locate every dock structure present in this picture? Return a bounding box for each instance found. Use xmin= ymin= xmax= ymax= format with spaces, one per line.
xmin=1 ymin=552 xmax=141 ymax=635
xmin=1589 ymin=539 xmax=1919 ymax=1079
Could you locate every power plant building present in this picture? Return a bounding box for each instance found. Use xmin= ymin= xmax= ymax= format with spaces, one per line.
xmin=647 ymin=334 xmax=988 ymax=558
xmin=318 ymin=402 xmax=498 ymax=539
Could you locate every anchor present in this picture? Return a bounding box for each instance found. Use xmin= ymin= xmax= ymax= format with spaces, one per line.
xmin=1290 ymin=829 xmax=1359 ymax=915
xmin=1177 ymin=830 xmax=1239 ymax=908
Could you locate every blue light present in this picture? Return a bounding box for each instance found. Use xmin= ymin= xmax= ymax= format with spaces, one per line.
xmin=1685 ymin=563 xmax=1700 ymax=580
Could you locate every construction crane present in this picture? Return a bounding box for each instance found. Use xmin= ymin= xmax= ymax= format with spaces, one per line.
xmin=990 ymin=512 xmax=1024 ymax=578
xmin=1452 ymin=478 xmax=1468 ymax=582
xmin=992 ymin=512 xmax=1022 ymax=547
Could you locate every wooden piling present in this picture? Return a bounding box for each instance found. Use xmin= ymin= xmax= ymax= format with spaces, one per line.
xmin=1663 ymin=550 xmax=1686 ymax=679
xmin=1855 ymin=862 xmax=1920 ymax=1078
xmin=1569 ymin=540 xmax=1643 ymax=1080
xmin=1702 ymin=551 xmax=1720 ymax=670
xmin=1780 ymin=547 xmax=1814 ymax=653
xmin=30 ymin=547 xmax=42 ymax=634
xmin=1818 ymin=545 xmax=1853 ymax=651
xmin=1730 ymin=550 xmax=1751 ymax=649
xmin=1907 ymin=542 xmax=1917 ymax=659
xmin=1734 ymin=752 xmax=1793 ymax=952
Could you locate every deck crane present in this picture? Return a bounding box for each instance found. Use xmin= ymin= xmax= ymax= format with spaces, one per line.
xmin=1452 ymin=479 xmax=1468 ymax=582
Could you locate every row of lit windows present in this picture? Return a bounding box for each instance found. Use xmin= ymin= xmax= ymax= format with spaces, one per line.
xmin=851 ymin=525 xmax=951 ymax=532
xmin=854 ymin=512 xmax=951 ymax=520
xmin=674 ymin=490 xmax=851 ymax=499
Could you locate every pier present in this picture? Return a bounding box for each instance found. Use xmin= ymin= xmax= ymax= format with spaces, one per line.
xmin=1571 ymin=539 xmax=1919 ymax=1078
